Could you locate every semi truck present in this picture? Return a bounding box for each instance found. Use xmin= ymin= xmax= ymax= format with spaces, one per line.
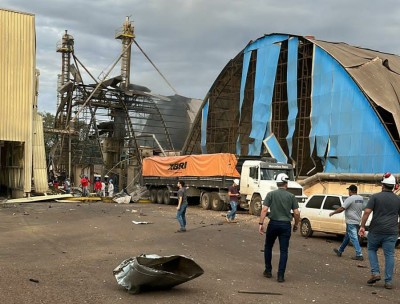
xmin=142 ymin=153 xmax=306 ymax=216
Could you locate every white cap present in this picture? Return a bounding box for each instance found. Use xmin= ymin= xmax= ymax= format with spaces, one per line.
xmin=233 ymin=179 xmax=240 ymax=185
xmin=275 ymin=173 xmax=289 ymax=183
xmin=382 ymin=173 xmax=396 ymax=185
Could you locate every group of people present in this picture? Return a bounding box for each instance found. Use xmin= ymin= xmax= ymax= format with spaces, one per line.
xmin=175 ymin=178 xmax=241 ymax=233
xmin=329 ymin=173 xmax=400 ymax=289
xmin=80 ymin=175 xmax=114 ymax=197
xmin=49 ymin=177 xmax=71 ymax=194
xmin=173 ymin=172 xmax=399 ymax=289
xmin=257 ymin=172 xmax=400 ymax=289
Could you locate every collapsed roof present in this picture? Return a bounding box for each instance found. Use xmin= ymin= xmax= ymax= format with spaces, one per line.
xmin=183 ymin=34 xmax=400 ymax=175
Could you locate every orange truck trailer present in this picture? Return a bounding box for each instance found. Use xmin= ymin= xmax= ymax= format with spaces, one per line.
xmin=142 ymin=153 xmax=305 ymax=215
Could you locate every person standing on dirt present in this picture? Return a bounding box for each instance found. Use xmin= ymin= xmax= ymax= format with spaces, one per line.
xmin=64 ymin=178 xmax=71 ymax=194
xmin=226 ymin=179 xmax=240 ymax=223
xmin=258 ymin=173 xmax=300 ymax=283
xmin=80 ymin=176 xmax=90 ymax=197
xmin=330 ymin=184 xmax=364 ymax=261
xmin=108 ymin=179 xmax=114 ymax=197
xmin=94 ymin=178 xmax=102 ymax=196
xmin=359 ymin=173 xmax=400 ymax=290
xmin=176 ymin=180 xmax=188 ymax=232
xmin=101 ymin=180 xmax=106 ymax=197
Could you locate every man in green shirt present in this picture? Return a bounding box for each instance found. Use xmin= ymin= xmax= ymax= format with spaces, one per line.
xmin=258 ymin=173 xmax=300 ymax=283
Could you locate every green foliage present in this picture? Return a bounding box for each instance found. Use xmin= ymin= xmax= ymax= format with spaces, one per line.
xmin=39 ymin=111 xmax=57 ymax=157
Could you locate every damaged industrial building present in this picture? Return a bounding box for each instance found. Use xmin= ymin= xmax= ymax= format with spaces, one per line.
xmin=49 ymin=17 xmax=201 ymax=194
xmin=1 ymin=9 xmax=399 ymax=199
xmin=183 ymin=34 xmax=400 ymax=193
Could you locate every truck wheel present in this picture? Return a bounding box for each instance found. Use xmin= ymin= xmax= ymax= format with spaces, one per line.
xmin=200 ymin=192 xmax=212 ymax=210
xmin=156 ymin=189 xmax=164 ymax=204
xmin=163 ymin=189 xmax=173 ymax=205
xmin=150 ymin=189 xmax=157 ymax=204
xmin=300 ymin=219 xmax=313 ymax=237
xmin=249 ymin=195 xmax=262 ymax=216
xmin=210 ymin=192 xmax=224 ymax=211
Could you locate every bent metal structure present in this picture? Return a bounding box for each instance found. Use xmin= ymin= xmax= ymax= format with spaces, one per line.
xmin=183 ymin=34 xmax=400 ymax=179
xmin=51 ymin=18 xmax=200 ymax=192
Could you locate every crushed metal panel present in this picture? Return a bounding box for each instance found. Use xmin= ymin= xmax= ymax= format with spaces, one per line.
xmin=113 ymin=254 xmax=204 ymax=294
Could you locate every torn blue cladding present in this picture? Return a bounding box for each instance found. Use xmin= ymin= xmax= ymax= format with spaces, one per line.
xmin=236 ymin=51 xmax=252 ymax=155
xmin=311 ymin=46 xmax=400 ymax=173
xmin=286 ymin=37 xmax=298 ymax=158
xmin=201 ymin=100 xmax=209 ymax=154
xmin=264 ymin=133 xmax=288 ymax=163
xmin=247 ymin=35 xmax=288 ymax=155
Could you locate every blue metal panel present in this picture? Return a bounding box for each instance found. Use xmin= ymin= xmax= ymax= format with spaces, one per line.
xmin=311 ymin=46 xmax=400 ymax=173
xmin=286 ymin=37 xmax=298 ymax=158
xmin=201 ymin=99 xmax=209 ymax=154
xmin=264 ymin=133 xmax=288 ymax=163
xmin=236 ymin=51 xmax=252 ymax=155
xmin=247 ymin=35 xmax=288 ymax=155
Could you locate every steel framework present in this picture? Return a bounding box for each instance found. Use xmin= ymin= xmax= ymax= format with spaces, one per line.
xmin=51 ymin=17 xmax=180 ymax=191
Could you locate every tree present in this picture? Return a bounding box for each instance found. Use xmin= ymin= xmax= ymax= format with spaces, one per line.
xmin=39 ymin=111 xmax=57 ymax=157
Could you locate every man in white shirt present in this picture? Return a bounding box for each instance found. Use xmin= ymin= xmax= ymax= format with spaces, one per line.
xmin=108 ymin=179 xmax=114 ymax=197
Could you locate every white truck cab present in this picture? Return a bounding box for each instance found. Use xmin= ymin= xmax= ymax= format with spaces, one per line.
xmin=239 ymin=159 xmax=306 ymax=216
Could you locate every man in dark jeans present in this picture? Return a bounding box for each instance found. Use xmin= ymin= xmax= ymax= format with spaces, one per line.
xmin=258 ymin=173 xmax=300 ymax=282
xmin=176 ymin=180 xmax=188 ymax=232
xmin=359 ymin=173 xmax=400 ymax=289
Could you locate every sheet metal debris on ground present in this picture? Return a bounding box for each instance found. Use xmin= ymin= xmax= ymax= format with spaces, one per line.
xmin=113 ymin=254 xmax=204 ymax=294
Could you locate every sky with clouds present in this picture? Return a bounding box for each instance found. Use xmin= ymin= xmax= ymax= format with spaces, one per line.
xmin=3 ymin=0 xmax=400 ymax=113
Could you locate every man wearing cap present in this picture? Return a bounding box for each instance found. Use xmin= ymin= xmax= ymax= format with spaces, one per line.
xmin=258 ymin=173 xmax=300 ymax=283
xmin=330 ymin=185 xmax=364 ymax=261
xmin=359 ymin=173 xmax=400 ymax=289
xmin=226 ymin=179 xmax=240 ymax=223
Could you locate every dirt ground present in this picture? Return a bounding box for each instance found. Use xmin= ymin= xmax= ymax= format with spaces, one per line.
xmin=0 ymin=201 xmax=399 ymax=304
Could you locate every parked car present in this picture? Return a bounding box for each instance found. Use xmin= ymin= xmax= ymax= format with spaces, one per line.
xmin=299 ymin=194 xmax=400 ymax=247
xmin=300 ymin=194 xmax=350 ymax=237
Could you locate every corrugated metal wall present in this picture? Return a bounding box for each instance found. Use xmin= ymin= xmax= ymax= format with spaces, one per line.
xmin=0 ymin=9 xmax=36 ymax=194
xmin=33 ymin=113 xmax=49 ymax=193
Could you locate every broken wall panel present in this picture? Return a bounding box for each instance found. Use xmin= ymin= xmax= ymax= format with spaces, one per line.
xmin=200 ymin=100 xmax=209 ymax=154
xmin=33 ymin=113 xmax=49 ymax=193
xmin=311 ymin=46 xmax=400 ymax=172
xmin=286 ymin=37 xmax=298 ymax=158
xmin=312 ymin=40 xmax=400 ymax=148
xmin=184 ymin=33 xmax=400 ymax=176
